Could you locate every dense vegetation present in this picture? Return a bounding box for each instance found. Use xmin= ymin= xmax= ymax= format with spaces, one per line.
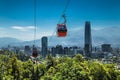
xmin=0 ymin=50 xmax=120 ymax=80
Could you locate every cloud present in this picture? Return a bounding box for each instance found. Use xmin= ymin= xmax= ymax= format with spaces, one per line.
xmin=0 ymin=25 xmax=54 ymax=41
xmin=48 ymin=26 xmax=120 ymax=47
xmin=11 ymin=26 xmax=35 ymax=31
xmin=26 ymin=26 xmax=35 ymax=29
xmin=1 ymin=25 xmax=120 ymax=45
xmin=0 ymin=25 xmax=120 ymax=47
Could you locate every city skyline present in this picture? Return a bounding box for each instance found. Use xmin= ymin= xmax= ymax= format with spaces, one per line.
xmin=0 ymin=0 xmax=120 ymax=41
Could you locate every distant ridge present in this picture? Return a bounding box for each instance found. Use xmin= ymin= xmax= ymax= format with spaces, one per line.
xmin=0 ymin=27 xmax=120 ymax=48
xmin=0 ymin=37 xmax=22 ymax=47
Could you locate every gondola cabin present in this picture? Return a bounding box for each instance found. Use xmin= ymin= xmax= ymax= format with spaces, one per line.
xmin=32 ymin=47 xmax=38 ymax=58
xmin=57 ymin=24 xmax=67 ymax=37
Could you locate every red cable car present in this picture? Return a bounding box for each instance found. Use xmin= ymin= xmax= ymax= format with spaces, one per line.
xmin=57 ymin=24 xmax=67 ymax=37
xmin=57 ymin=14 xmax=67 ymax=37
xmin=32 ymin=46 xmax=38 ymax=58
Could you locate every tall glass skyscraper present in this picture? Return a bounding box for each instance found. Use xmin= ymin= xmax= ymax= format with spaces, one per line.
xmin=84 ymin=21 xmax=92 ymax=57
xmin=41 ymin=36 xmax=48 ymax=58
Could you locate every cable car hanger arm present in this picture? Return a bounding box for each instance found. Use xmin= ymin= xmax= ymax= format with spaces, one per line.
xmin=62 ymin=14 xmax=66 ymax=24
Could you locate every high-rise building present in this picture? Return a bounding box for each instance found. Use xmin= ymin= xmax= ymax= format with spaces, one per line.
xmin=24 ymin=45 xmax=31 ymax=55
xmin=51 ymin=47 xmax=56 ymax=57
xmin=63 ymin=47 xmax=69 ymax=55
xmin=101 ymin=44 xmax=112 ymax=52
xmin=84 ymin=21 xmax=92 ymax=57
xmin=56 ymin=45 xmax=63 ymax=54
xmin=41 ymin=36 xmax=48 ymax=58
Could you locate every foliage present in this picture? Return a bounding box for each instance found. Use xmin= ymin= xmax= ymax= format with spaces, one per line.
xmin=0 ymin=53 xmax=120 ymax=80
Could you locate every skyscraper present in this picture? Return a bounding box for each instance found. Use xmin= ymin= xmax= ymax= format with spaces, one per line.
xmin=24 ymin=45 xmax=31 ymax=55
xmin=84 ymin=21 xmax=92 ymax=57
xmin=41 ymin=36 xmax=48 ymax=58
xmin=101 ymin=44 xmax=112 ymax=52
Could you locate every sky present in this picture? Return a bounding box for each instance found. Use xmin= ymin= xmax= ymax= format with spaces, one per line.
xmin=0 ymin=0 xmax=120 ymax=41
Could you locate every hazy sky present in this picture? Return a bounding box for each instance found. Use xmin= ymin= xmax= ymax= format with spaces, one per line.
xmin=0 ymin=0 xmax=120 ymax=41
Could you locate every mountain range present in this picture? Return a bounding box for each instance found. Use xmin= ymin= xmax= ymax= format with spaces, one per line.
xmin=0 ymin=27 xmax=120 ymax=48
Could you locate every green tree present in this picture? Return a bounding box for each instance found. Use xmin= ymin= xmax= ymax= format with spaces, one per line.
xmin=3 ymin=55 xmax=23 ymax=80
xmin=22 ymin=60 xmax=34 ymax=79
